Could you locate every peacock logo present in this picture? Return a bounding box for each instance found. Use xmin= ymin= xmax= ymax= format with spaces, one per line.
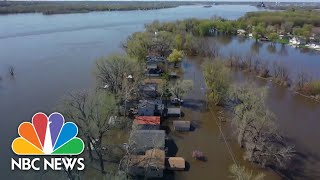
xmin=12 ymin=112 xmax=84 ymax=155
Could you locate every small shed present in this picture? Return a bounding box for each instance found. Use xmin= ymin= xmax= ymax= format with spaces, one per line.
xmin=167 ymin=107 xmax=181 ymax=117
xmin=167 ymin=157 xmax=185 ymax=171
xmin=133 ymin=116 xmax=161 ymax=130
xmin=173 ymin=121 xmax=190 ymax=131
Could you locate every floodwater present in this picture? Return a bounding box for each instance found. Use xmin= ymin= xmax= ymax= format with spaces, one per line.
xmin=212 ymin=35 xmax=320 ymax=179
xmin=0 ymin=4 xmax=320 ymax=179
xmin=0 ymin=5 xmax=260 ymax=179
xmin=164 ymin=58 xmax=280 ymax=180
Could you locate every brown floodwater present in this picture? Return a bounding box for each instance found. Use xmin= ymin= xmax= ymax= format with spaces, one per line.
xmin=234 ymin=72 xmax=320 ymax=179
xmin=163 ymin=58 xmax=280 ymax=180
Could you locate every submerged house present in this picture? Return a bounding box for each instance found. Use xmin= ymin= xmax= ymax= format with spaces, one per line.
xmin=166 ymin=107 xmax=181 ymax=117
xmin=139 ymin=83 xmax=158 ymax=98
xmin=138 ymin=99 xmax=164 ymax=116
xmin=130 ymin=130 xmax=166 ymax=154
xmin=173 ymin=121 xmax=190 ymax=131
xmin=123 ymin=149 xmax=165 ymax=178
xmin=146 ymin=62 xmax=163 ymax=77
xmin=145 ymin=56 xmax=165 ymax=77
xmin=133 ymin=116 xmax=161 ymax=130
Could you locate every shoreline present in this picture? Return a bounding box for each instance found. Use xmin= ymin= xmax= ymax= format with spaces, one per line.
xmin=0 ymin=1 xmax=209 ymax=15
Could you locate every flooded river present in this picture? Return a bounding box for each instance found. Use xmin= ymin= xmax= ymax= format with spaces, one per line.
xmin=1 ymin=4 xmax=320 ymax=179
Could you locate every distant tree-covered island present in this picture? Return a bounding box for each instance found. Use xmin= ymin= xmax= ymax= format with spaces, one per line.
xmin=0 ymin=1 xmax=213 ymax=15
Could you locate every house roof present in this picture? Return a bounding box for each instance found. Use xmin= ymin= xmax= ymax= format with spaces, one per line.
xmin=138 ymin=99 xmax=163 ymax=109
xmin=142 ymin=83 xmax=157 ymax=91
xmin=146 ymin=63 xmax=158 ymax=69
xmin=167 ymin=107 xmax=181 ymax=115
xmin=168 ymin=157 xmax=185 ymax=169
xmin=134 ymin=116 xmax=160 ymax=125
xmin=124 ymin=149 xmax=165 ymax=169
xmin=173 ymin=121 xmax=190 ymax=128
xmin=130 ymin=130 xmax=165 ymax=150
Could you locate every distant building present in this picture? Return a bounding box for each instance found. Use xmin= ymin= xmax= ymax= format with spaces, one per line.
xmin=289 ymin=37 xmax=306 ymax=45
xmin=133 ymin=116 xmax=161 ymax=130
xmin=237 ymin=29 xmax=246 ymax=35
xmin=123 ymin=149 xmax=165 ymax=178
xmin=130 ymin=130 xmax=166 ymax=154
xmin=257 ymin=2 xmax=266 ymax=8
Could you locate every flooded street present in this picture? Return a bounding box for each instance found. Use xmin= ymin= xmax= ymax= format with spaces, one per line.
xmin=164 ymin=58 xmax=279 ymax=179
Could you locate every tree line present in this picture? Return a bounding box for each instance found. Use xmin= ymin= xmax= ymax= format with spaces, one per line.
xmin=140 ymin=17 xmax=320 ymax=100
xmin=0 ymin=1 xmax=209 ymax=15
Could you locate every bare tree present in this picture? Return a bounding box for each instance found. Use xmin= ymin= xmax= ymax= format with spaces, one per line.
xmin=272 ymin=62 xmax=290 ymax=86
xmin=95 ymin=54 xmax=144 ymax=115
xmin=61 ymin=90 xmax=120 ymax=174
xmin=151 ymin=31 xmax=173 ymax=57
xmin=230 ymin=83 xmax=295 ymax=169
xmin=197 ymin=39 xmax=220 ymax=58
xmin=243 ymin=53 xmax=255 ymax=72
xmin=169 ymin=80 xmax=193 ymax=101
xmin=229 ymin=163 xmax=265 ymax=180
xmin=294 ymin=71 xmax=312 ymax=91
xmin=8 ymin=65 xmax=15 ymax=77
xmin=258 ymin=60 xmax=270 ymax=78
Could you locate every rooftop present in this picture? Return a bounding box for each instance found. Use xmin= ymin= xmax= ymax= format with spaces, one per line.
xmin=134 ymin=116 xmax=160 ymax=125
xmin=130 ymin=130 xmax=166 ymax=150
xmin=167 ymin=157 xmax=185 ymax=170
xmin=125 ymin=149 xmax=165 ymax=169
xmin=167 ymin=107 xmax=181 ymax=115
xmin=173 ymin=121 xmax=190 ymax=128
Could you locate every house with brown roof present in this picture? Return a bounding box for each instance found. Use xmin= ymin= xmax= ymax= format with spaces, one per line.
xmin=122 ymin=149 xmax=165 ymax=178
xmin=133 ymin=116 xmax=161 ymax=130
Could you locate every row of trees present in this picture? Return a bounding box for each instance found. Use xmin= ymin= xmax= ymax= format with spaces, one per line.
xmin=225 ymin=52 xmax=320 ymax=98
xmin=144 ymin=10 xmax=320 ymax=46
xmin=230 ymin=84 xmax=295 ymax=169
xmin=57 ymin=54 xmax=146 ymax=179
xmin=0 ymin=1 xmax=190 ymax=15
xmin=202 ymin=59 xmax=295 ymax=177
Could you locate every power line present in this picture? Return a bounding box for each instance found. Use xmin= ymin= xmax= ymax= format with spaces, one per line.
xmin=207 ymin=105 xmax=239 ymax=168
